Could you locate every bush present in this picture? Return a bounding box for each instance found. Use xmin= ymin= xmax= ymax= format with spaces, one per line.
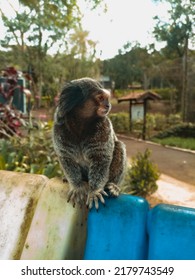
xmin=122 ymin=149 xmax=160 ymax=197
xmin=153 ymin=123 xmax=195 ymax=139
xmin=0 ymin=104 xmax=28 ymax=138
xmin=113 ymin=89 xmax=128 ymax=99
xmin=167 ymin=114 xmax=182 ymax=126
xmin=0 ymin=122 xmax=62 ymax=178
xmin=153 ymin=87 xmax=177 ymax=100
xmin=153 ymin=113 xmax=167 ymax=131
xmin=146 ymin=114 xmax=155 ymax=138
xmin=128 ymin=113 xmax=167 ymax=138
xmin=109 ymin=112 xmax=129 ymax=133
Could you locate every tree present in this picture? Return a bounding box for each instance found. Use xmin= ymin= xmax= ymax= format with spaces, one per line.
xmin=103 ymin=43 xmax=153 ymax=89
xmin=0 ymin=0 xmax=104 ymax=106
xmin=153 ymin=0 xmax=195 ymax=121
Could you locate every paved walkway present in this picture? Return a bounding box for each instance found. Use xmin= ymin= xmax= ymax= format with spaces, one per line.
xmin=118 ymin=135 xmax=195 ymax=208
xmin=151 ymin=174 xmax=195 ymax=208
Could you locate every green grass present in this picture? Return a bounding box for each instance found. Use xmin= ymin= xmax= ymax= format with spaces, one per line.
xmin=152 ymin=137 xmax=195 ymax=151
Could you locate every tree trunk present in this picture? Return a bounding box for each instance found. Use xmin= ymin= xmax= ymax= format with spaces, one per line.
xmin=181 ymin=36 xmax=188 ymax=122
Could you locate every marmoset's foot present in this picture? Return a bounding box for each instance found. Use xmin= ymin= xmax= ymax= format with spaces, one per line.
xmin=86 ymin=189 xmax=108 ymax=210
xmin=105 ymin=183 xmax=120 ymax=197
xmin=67 ymin=184 xmax=88 ymax=208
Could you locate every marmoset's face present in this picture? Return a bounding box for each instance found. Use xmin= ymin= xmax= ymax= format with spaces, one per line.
xmin=95 ymin=89 xmax=111 ymax=117
xmin=76 ymin=89 xmax=111 ymax=119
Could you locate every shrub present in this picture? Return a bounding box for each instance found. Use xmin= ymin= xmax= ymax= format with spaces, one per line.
xmin=122 ymin=149 xmax=160 ymax=197
xmin=0 ymin=122 xmax=62 ymax=178
xmin=0 ymin=104 xmax=28 ymax=138
xmin=167 ymin=114 xmax=182 ymax=126
xmin=109 ymin=112 xmax=129 ymax=133
xmin=146 ymin=114 xmax=155 ymax=138
xmin=153 ymin=87 xmax=177 ymax=100
xmin=153 ymin=123 xmax=195 ymax=139
xmin=153 ymin=113 xmax=167 ymax=131
xmin=113 ymin=89 xmax=128 ymax=99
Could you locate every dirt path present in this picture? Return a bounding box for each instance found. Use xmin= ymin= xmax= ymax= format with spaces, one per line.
xmin=119 ymin=135 xmax=195 ymax=185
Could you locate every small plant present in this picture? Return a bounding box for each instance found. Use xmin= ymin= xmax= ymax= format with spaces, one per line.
xmin=122 ymin=149 xmax=160 ymax=196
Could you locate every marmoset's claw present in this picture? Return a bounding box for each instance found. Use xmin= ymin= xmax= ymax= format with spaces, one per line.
xmin=86 ymin=189 xmax=108 ymax=210
xmin=67 ymin=185 xmax=88 ymax=207
xmin=106 ymin=183 xmax=120 ymax=197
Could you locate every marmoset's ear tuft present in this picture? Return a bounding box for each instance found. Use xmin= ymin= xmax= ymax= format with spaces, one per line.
xmin=58 ymin=82 xmax=84 ymax=115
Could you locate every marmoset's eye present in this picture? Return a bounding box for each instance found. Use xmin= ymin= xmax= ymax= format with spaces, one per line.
xmin=98 ymin=95 xmax=105 ymax=102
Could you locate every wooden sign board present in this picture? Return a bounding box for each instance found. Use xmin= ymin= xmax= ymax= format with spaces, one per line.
xmin=131 ymin=103 xmax=144 ymax=121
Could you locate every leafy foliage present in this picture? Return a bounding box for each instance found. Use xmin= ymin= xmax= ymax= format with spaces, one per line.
xmin=152 ymin=0 xmax=195 ymax=121
xmin=103 ymin=43 xmax=152 ymax=89
xmin=109 ymin=113 xmax=129 ymax=133
xmin=153 ymin=0 xmax=195 ymax=57
xmin=0 ymin=0 xmax=105 ymax=104
xmin=109 ymin=111 xmax=183 ymax=139
xmin=0 ymin=66 xmax=29 ymax=138
xmin=153 ymin=87 xmax=177 ymax=100
xmin=0 ymin=104 xmax=27 ymax=138
xmin=152 ymin=123 xmax=195 ymax=138
xmin=167 ymin=113 xmax=182 ymax=125
xmin=1 ymin=1 xmax=80 ymax=51
xmin=0 ymin=122 xmax=62 ymax=178
xmin=122 ymin=149 xmax=160 ymax=197
xmin=152 ymin=122 xmax=195 ymax=150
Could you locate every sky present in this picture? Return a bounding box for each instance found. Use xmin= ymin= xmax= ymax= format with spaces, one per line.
xmin=0 ymin=0 xmax=170 ymax=59
xmin=79 ymin=0 xmax=170 ymax=59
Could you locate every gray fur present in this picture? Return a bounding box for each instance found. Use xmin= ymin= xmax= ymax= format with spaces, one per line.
xmin=53 ymin=78 xmax=126 ymax=209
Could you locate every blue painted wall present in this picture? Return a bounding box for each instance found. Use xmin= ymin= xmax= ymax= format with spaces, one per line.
xmin=148 ymin=204 xmax=195 ymax=260
xmin=84 ymin=194 xmax=195 ymax=260
xmin=84 ymin=194 xmax=149 ymax=260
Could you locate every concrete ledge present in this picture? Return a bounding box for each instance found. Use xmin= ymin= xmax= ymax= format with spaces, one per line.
xmin=21 ymin=178 xmax=88 ymax=260
xmin=0 ymin=170 xmax=47 ymax=259
xmin=0 ymin=171 xmax=88 ymax=260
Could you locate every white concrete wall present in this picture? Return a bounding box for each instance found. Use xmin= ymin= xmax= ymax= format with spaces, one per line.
xmin=0 ymin=171 xmax=87 ymax=260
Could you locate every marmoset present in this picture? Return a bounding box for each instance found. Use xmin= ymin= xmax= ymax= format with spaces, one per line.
xmin=53 ymin=77 xmax=126 ymax=209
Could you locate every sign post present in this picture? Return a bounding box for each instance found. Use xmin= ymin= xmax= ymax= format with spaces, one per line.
xmin=118 ymin=91 xmax=161 ymax=140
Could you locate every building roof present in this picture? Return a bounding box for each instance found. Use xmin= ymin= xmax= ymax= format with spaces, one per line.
xmin=118 ymin=90 xmax=161 ymax=103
